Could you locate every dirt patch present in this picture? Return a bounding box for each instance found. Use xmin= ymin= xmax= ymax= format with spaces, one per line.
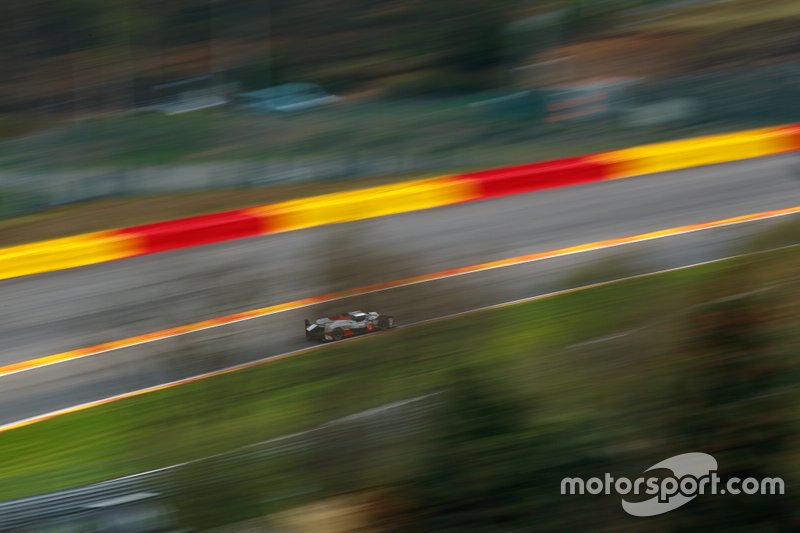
xmin=531 ymin=33 xmax=701 ymax=85
xmin=689 ymin=19 xmax=800 ymax=70
xmin=269 ymin=492 xmax=396 ymax=533
xmin=527 ymin=0 xmax=800 ymax=85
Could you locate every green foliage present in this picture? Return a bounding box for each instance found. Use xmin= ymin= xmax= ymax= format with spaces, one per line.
xmin=1 ymin=0 xmax=518 ymax=99
xmin=405 ymin=365 xmax=614 ymax=531
xmin=615 ymin=251 xmax=800 ymax=530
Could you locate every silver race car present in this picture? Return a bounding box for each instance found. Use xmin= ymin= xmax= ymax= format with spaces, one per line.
xmin=305 ymin=310 xmax=396 ymax=342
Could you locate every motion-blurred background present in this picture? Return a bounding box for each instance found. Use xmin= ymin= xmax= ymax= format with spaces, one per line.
xmin=0 ymin=0 xmax=798 ymax=227
xmin=0 ymin=1 xmax=798 ymax=532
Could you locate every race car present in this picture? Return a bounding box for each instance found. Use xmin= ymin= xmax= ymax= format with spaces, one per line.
xmin=305 ymin=310 xmax=396 ymax=342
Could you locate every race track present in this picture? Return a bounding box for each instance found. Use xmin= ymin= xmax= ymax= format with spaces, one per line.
xmin=1 ymin=154 xmax=799 ymax=425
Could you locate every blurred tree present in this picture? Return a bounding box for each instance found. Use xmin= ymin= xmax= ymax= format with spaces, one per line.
xmin=405 ymin=364 xmax=614 ymax=531
xmin=0 ymin=0 xmax=526 ymax=105
xmin=661 ymin=294 xmax=796 ymax=529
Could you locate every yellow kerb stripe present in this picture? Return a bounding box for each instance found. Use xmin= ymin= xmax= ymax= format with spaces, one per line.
xmin=247 ymin=176 xmax=479 ymax=232
xmin=0 ymin=231 xmax=142 ymax=281
xmin=593 ymin=126 xmax=797 ymax=179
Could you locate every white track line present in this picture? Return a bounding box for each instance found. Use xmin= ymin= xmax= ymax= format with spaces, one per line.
xmin=2 ymin=205 xmax=799 ymax=380
xmin=2 ymin=242 xmax=797 ymax=433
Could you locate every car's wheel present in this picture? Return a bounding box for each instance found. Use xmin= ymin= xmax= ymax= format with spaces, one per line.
xmin=377 ymin=316 xmax=394 ymax=330
xmin=331 ymin=328 xmax=344 ymax=341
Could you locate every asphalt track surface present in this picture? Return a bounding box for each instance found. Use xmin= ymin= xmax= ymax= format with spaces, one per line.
xmin=1 ymin=154 xmax=799 ymax=425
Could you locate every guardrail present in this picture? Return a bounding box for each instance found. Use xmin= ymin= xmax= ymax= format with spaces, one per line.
xmin=0 ymin=395 xmax=435 ymax=531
